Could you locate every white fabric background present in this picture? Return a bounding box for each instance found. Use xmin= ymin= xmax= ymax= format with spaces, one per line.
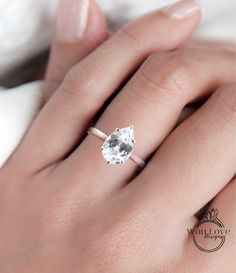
xmin=0 ymin=0 xmax=235 ymax=166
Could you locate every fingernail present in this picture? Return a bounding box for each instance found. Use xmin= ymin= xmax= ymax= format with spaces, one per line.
xmin=162 ymin=0 xmax=200 ymax=20
xmin=56 ymin=0 xmax=90 ymax=42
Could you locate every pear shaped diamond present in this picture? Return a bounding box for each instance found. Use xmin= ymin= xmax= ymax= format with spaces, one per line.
xmin=101 ymin=126 xmax=135 ymax=164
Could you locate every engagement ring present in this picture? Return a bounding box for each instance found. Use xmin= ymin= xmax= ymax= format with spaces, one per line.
xmin=87 ymin=126 xmax=145 ymax=170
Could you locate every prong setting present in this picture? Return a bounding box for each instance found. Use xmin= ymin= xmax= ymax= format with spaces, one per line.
xmin=101 ymin=126 xmax=135 ymax=165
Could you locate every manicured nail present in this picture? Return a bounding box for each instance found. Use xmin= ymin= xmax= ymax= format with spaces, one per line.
xmin=162 ymin=0 xmax=200 ymax=20
xmin=56 ymin=0 xmax=90 ymax=42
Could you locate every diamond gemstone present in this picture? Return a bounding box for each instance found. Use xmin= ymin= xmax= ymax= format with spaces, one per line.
xmin=101 ymin=126 xmax=135 ymax=164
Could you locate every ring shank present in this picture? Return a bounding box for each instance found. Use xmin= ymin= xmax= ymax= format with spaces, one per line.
xmin=87 ymin=127 xmax=145 ymax=170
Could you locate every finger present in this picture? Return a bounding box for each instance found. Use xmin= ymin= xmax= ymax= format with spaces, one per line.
xmin=65 ymin=43 xmax=235 ymax=195
xmin=184 ymin=179 xmax=236 ymax=272
xmin=132 ymin=83 xmax=236 ymax=220
xmin=10 ymin=0 xmax=201 ymax=172
xmin=44 ymin=0 xmax=107 ymax=100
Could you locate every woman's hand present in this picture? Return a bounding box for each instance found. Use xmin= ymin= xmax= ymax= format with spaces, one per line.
xmin=0 ymin=1 xmax=235 ymax=272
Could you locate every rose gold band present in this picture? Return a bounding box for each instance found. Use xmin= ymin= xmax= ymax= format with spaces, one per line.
xmin=87 ymin=127 xmax=145 ymax=170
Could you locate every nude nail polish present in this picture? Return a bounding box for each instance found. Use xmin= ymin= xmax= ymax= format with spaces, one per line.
xmin=56 ymin=0 xmax=90 ymax=42
xmin=162 ymin=0 xmax=200 ymax=20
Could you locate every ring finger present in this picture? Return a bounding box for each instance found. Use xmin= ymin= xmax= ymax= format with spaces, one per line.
xmin=64 ymin=45 xmax=235 ymax=196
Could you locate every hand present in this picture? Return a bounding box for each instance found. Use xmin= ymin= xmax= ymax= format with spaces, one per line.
xmin=0 ymin=1 xmax=235 ymax=272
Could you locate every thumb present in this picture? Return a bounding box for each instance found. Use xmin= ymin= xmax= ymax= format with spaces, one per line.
xmin=44 ymin=0 xmax=107 ymax=100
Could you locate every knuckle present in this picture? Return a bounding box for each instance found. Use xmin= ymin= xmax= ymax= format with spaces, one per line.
xmin=60 ymin=64 xmax=99 ymax=106
xmin=137 ymin=52 xmax=195 ymax=103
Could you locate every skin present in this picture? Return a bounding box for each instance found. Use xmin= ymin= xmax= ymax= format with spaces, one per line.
xmin=0 ymin=4 xmax=235 ymax=273
xmin=44 ymin=0 xmax=108 ymax=100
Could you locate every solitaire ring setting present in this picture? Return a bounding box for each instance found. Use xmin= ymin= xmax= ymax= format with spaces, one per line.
xmin=87 ymin=126 xmax=145 ymax=170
